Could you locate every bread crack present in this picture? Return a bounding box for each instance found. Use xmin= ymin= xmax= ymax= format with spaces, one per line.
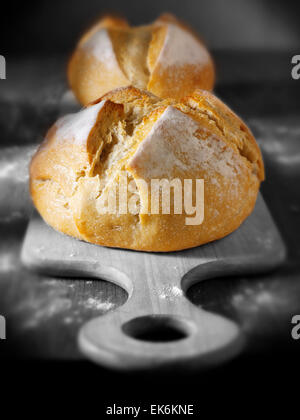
xmin=109 ymin=26 xmax=152 ymax=89
xmin=183 ymin=101 xmax=261 ymax=176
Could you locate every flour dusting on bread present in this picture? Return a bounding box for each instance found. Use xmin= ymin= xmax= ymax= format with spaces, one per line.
xmin=55 ymin=100 xmax=106 ymax=145
xmin=129 ymin=106 xmax=241 ymax=180
xmin=153 ymin=24 xmax=209 ymax=69
xmin=82 ymin=29 xmax=119 ymax=69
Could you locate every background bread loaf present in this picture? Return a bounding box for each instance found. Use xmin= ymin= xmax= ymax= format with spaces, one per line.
xmin=68 ymin=14 xmax=215 ymax=105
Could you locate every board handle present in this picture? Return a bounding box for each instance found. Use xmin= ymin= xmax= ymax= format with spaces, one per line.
xmin=77 ymin=259 xmax=245 ymax=370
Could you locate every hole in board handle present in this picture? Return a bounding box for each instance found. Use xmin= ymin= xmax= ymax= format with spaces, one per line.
xmin=122 ymin=315 xmax=193 ymax=343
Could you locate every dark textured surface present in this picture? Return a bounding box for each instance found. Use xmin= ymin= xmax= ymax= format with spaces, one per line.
xmin=0 ymin=56 xmax=66 ymax=146
xmin=0 ymin=52 xmax=300 ymax=362
xmin=2 ymin=0 xmax=300 ymax=52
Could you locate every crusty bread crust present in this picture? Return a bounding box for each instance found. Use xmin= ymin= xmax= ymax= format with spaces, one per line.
xmin=68 ymin=14 xmax=215 ymax=105
xmin=30 ymin=87 xmax=264 ymax=252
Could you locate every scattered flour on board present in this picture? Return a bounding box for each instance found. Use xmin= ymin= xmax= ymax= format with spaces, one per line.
xmin=0 ymin=211 xmax=24 ymax=223
xmin=157 ymin=284 xmax=183 ymax=300
xmin=0 ymin=252 xmax=18 ymax=273
xmin=232 ymin=284 xmax=288 ymax=314
xmin=84 ymin=297 xmax=115 ymax=311
xmin=14 ymin=281 xmax=116 ymax=329
xmin=17 ymin=294 xmax=72 ymax=329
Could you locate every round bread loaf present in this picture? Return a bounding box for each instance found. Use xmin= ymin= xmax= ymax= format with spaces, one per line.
xmin=68 ymin=13 xmax=215 ymax=105
xmin=30 ymin=87 xmax=264 ymax=252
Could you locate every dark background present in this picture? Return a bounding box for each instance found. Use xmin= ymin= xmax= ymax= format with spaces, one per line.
xmin=2 ymin=0 xmax=300 ymax=53
xmin=1 ymin=0 xmax=300 ymax=415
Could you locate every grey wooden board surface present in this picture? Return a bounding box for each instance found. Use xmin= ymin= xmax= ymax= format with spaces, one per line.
xmin=21 ymin=193 xmax=286 ymax=370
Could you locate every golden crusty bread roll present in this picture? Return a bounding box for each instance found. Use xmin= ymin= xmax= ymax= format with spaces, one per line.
xmin=30 ymin=87 xmax=264 ymax=252
xmin=68 ymin=14 xmax=215 ymax=105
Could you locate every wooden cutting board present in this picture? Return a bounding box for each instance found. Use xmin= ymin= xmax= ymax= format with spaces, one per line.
xmin=21 ymin=193 xmax=285 ymax=370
